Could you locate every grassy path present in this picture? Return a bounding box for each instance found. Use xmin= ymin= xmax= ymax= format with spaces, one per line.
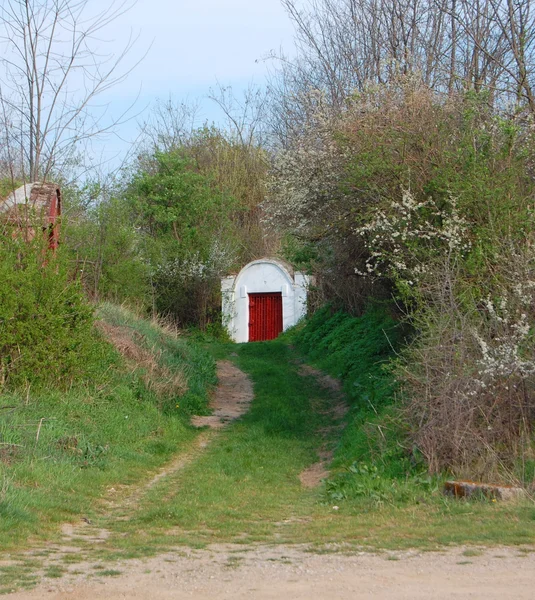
xmin=2 ymin=339 xmax=535 ymax=594
xmin=100 ymin=341 xmax=340 ymax=552
xmin=84 ymin=340 xmax=535 ymax=555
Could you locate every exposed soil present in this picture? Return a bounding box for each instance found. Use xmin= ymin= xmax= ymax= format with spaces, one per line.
xmin=298 ymin=364 xmax=342 ymax=393
xmin=191 ymin=360 xmax=254 ymax=429
xmin=7 ymin=545 xmax=535 ymax=599
xmin=297 ymin=364 xmax=348 ymax=488
xmin=95 ymin=321 xmax=187 ymax=397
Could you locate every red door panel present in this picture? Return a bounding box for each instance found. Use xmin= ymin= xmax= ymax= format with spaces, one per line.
xmin=248 ymin=293 xmax=283 ymax=341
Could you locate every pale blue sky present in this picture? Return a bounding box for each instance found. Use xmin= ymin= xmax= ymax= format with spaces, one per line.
xmin=91 ymin=0 xmax=296 ymax=168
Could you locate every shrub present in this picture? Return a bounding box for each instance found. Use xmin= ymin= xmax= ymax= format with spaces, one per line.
xmin=268 ymin=81 xmax=535 ymax=477
xmin=0 ymin=236 xmax=98 ymax=389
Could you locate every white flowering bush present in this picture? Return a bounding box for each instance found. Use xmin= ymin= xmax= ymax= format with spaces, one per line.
xmin=473 ymin=293 xmax=535 ymax=381
xmin=266 ymin=90 xmax=347 ymax=236
xmin=400 ymin=240 xmax=535 ymax=476
xmin=152 ymin=238 xmax=238 ymax=329
xmin=266 ymin=81 xmax=535 ymax=477
xmin=154 ymin=238 xmax=237 ymax=283
xmin=354 ymin=189 xmax=471 ymax=287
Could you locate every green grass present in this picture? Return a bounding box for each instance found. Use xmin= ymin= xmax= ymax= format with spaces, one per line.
xmin=88 ymin=338 xmax=535 ymax=556
xmin=0 ymin=303 xmax=216 ymax=551
xmin=1 ymin=306 xmax=534 ymax=593
xmin=97 ymin=569 xmax=122 ymax=577
xmin=43 ymin=565 xmax=65 ymax=579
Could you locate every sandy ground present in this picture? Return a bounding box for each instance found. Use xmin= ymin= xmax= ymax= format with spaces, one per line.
xmin=6 ymin=544 xmax=535 ymax=599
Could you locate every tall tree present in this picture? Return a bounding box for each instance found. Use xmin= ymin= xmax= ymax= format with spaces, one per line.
xmin=270 ymin=0 xmax=535 ymax=140
xmin=0 ymin=0 xmax=141 ymax=182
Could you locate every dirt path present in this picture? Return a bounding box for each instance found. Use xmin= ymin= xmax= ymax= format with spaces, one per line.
xmin=297 ymin=363 xmax=348 ymax=488
xmin=191 ymin=360 xmax=254 ymax=429
xmin=7 ymin=545 xmax=535 ymax=599
xmin=56 ymin=360 xmax=253 ymax=546
xmin=4 ymin=358 xmax=535 ymax=599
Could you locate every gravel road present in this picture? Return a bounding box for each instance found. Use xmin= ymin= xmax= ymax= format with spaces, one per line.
xmin=6 ymin=544 xmax=535 ymax=599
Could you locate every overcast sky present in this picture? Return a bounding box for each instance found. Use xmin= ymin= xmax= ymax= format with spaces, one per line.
xmin=93 ymin=0 xmax=296 ymax=166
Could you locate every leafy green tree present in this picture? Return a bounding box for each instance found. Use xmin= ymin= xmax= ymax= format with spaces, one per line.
xmin=127 ymin=150 xmax=239 ymax=327
xmin=63 ymin=182 xmax=149 ymax=306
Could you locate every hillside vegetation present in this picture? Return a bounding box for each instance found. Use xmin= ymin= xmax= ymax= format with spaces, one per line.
xmin=59 ymin=83 xmax=535 ymax=480
xmin=2 ymin=0 xmax=535 ymax=549
xmin=0 ymin=302 xmax=215 ymax=551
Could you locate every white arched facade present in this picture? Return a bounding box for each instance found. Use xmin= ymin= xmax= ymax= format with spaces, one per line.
xmin=221 ymin=259 xmax=310 ymax=343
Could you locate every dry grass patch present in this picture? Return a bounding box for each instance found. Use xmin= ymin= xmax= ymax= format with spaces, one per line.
xmin=95 ymin=320 xmax=187 ymax=398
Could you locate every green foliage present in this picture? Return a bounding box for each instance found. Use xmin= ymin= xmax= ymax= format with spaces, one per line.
xmin=64 ymin=187 xmax=149 ymax=305
xmin=126 ymin=150 xmax=240 ymax=327
xmin=129 ymin=152 xmax=236 ymax=251
xmin=297 ymin=305 xmax=404 ymax=405
xmin=63 ymin=122 xmax=271 ymax=330
xmin=0 ymin=303 xmax=217 ymax=550
xmin=0 ymin=236 xmax=99 ymax=389
xmin=325 ymin=462 xmax=438 ymax=504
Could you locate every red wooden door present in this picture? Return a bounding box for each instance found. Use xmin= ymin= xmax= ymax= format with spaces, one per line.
xmin=248 ymin=293 xmax=283 ymax=341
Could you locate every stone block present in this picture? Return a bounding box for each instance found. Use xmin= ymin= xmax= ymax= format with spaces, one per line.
xmin=444 ymin=480 xmax=525 ymax=501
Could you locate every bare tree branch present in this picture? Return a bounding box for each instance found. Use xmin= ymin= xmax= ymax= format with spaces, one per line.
xmin=0 ymin=0 xmax=145 ymax=183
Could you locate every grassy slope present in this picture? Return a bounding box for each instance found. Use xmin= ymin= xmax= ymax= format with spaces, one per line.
xmin=0 ymin=304 xmax=216 ymax=551
xmin=292 ymin=305 xmax=419 ymax=492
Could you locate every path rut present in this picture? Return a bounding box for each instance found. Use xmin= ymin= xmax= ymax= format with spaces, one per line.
xmin=296 ymin=363 xmax=348 ymax=488
xmin=11 ymin=360 xmax=254 ymax=584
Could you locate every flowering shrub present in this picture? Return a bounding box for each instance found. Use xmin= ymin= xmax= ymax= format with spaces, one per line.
xmin=266 ymin=82 xmax=535 ymax=476
xmin=266 ymin=90 xmax=346 ymax=236
xmin=354 ymin=189 xmax=471 ymax=286
xmin=473 ymin=292 xmax=535 ymax=381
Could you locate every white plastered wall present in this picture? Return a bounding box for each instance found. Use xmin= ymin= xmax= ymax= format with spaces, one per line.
xmin=222 ymin=259 xmax=310 ymax=343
